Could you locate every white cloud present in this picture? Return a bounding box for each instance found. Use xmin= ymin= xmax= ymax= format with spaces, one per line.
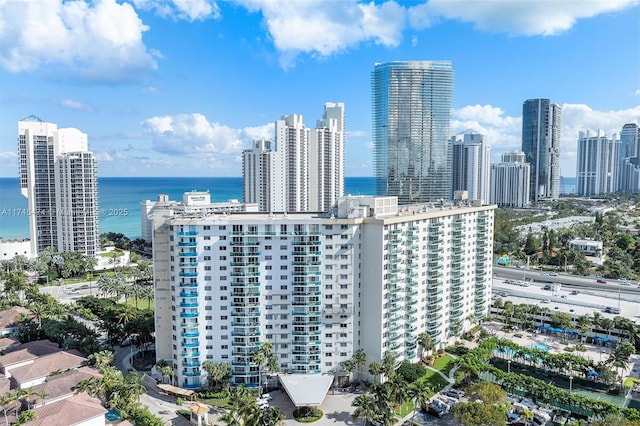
xmin=142 ymin=113 xmax=274 ymax=157
xmin=409 ymin=0 xmax=640 ymax=36
xmin=0 ymin=151 xmax=17 ymax=160
xmin=0 ymin=0 xmax=158 ymax=83
xmin=234 ymin=0 xmax=406 ymax=67
xmin=452 ymin=103 xmax=640 ymax=177
xmin=451 ymin=105 xmax=522 ymax=155
xmin=58 ymin=99 xmax=93 ymax=111
xmin=132 ymin=0 xmax=220 ymax=21
xmin=635 ymin=89 xmax=640 ymax=96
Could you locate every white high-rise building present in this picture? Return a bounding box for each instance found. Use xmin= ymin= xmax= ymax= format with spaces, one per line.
xmin=18 ymin=116 xmax=99 ymax=256
xmin=243 ymin=104 xmax=345 ymax=213
xmin=576 ymin=131 xmax=621 ymax=196
xmin=153 ymin=196 xmax=494 ymax=395
xmin=490 ymin=150 xmax=531 ymax=208
xmin=451 ymin=132 xmax=491 ymax=204
xmin=309 ymin=102 xmax=345 ymax=212
xmin=276 ymin=114 xmax=309 ymax=213
xmin=242 ymin=140 xmax=286 ymax=212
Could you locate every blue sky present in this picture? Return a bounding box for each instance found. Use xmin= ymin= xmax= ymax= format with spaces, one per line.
xmin=0 ymin=0 xmax=639 ymax=178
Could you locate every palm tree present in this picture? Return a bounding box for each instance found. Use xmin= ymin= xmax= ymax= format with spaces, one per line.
xmin=381 ymin=353 xmax=397 ymax=380
xmin=252 ymin=341 xmax=275 ymax=394
xmin=159 ymin=365 xmax=174 ymax=385
xmin=417 ymin=332 xmax=434 ymax=361
xmin=352 ymin=349 xmax=367 ymax=381
xmin=87 ymin=350 xmax=114 ymax=370
xmin=591 ymin=311 xmax=604 ymax=338
xmin=408 ymin=380 xmax=432 ymax=422
xmin=368 ymin=361 xmax=383 ymax=383
xmin=385 ymin=375 xmax=409 ymax=409
xmin=352 ymin=392 xmax=379 ymax=425
xmin=261 ymin=406 xmax=285 ymax=426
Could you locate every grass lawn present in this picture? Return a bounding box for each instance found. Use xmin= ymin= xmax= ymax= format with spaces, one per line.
xmin=394 ymin=400 xmax=414 ymax=417
xmin=100 ymin=250 xmax=124 ymax=258
xmin=202 ymin=397 xmax=232 ymax=409
xmin=420 ymin=369 xmax=450 ymax=396
xmin=432 ymin=354 xmax=454 ymax=377
xmin=624 ymin=377 xmax=640 ymax=388
xmin=124 ymin=298 xmax=155 ymax=311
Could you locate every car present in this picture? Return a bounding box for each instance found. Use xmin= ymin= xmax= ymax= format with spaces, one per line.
xmin=540 ymin=272 xmax=549 ymax=276
xmin=445 ymin=389 xmax=465 ymax=399
xmin=621 ymin=282 xmax=631 ymax=287
xmin=569 ymin=309 xmax=575 ymax=312
xmin=500 ymin=292 xmax=508 ymax=297
xmin=596 ymin=279 xmax=607 ymax=284
xmin=571 ymin=290 xmax=579 ymax=295
xmin=261 ymin=393 xmax=273 ymax=401
xmin=554 ymin=306 xmax=560 ymax=310
xmin=120 ymin=337 xmax=132 ymax=347
xmin=549 ymin=272 xmax=558 ymax=276
xmin=561 ymin=295 xmax=567 ymax=298
xmin=541 ymin=299 xmax=550 ymax=303
xmin=78 ymin=284 xmax=90 ymax=289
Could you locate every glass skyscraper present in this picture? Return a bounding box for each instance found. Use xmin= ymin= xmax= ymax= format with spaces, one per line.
xmin=521 ymin=98 xmax=561 ymax=202
xmin=372 ymin=61 xmax=454 ymax=204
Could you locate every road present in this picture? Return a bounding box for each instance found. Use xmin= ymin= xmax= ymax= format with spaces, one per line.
xmin=493 ymin=266 xmax=640 ymax=295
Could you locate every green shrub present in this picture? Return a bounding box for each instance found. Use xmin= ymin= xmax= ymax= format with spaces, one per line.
xmin=563 ymin=346 xmax=575 ymax=352
xmin=293 ymin=406 xmax=323 ymax=423
xmin=177 ymin=409 xmax=191 ymax=420
xmin=397 ymin=362 xmax=427 ymax=383
xmin=575 ymin=343 xmax=587 ymax=352
xmin=514 ymin=333 xmax=523 ymax=338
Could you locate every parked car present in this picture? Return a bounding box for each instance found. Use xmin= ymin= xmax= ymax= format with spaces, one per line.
xmin=571 ymin=290 xmax=579 ymax=295
xmin=596 ymin=279 xmax=606 ymax=284
xmin=549 ymin=272 xmax=558 ymax=276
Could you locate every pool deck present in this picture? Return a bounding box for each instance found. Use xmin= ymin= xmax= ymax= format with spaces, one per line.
xmin=483 ymin=321 xmax=640 ymax=380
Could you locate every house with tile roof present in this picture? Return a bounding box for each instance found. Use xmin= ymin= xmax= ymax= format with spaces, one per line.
xmin=10 ymin=350 xmax=87 ymax=389
xmin=21 ymin=392 xmax=107 ymax=426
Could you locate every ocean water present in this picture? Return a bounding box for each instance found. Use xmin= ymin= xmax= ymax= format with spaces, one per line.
xmin=0 ymin=176 xmax=576 ymax=240
xmin=0 ymin=177 xmax=376 ymax=239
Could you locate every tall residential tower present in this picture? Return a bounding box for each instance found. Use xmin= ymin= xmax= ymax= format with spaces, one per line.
xmin=451 ymin=132 xmax=491 ymax=204
xmin=18 ymin=116 xmax=99 ymax=256
xmin=372 ymin=61 xmax=454 ymax=204
xmin=521 ymin=99 xmax=561 ymax=202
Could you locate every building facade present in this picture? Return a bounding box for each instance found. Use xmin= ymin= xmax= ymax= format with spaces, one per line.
xmin=18 ymin=116 xmax=99 ymax=257
xmin=576 ymin=131 xmax=621 ymax=196
xmin=243 ymin=103 xmax=345 ymax=213
xmin=490 ymin=151 xmax=531 ymax=208
xmin=521 ymin=99 xmax=561 ymax=202
xmin=372 ymin=61 xmax=454 ymax=204
xmin=619 ymin=124 xmax=640 ymax=194
xmin=153 ymin=196 xmax=494 ymax=389
xmin=451 ymin=132 xmax=491 ymax=204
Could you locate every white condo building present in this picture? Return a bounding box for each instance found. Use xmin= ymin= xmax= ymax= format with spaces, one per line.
xmin=451 ymin=132 xmax=491 ymax=204
xmin=18 ymin=116 xmax=99 ymax=257
xmin=490 ymin=150 xmax=531 ymax=208
xmin=309 ymin=103 xmax=345 ymax=212
xmin=244 ymin=104 xmax=345 ymax=214
xmin=576 ymin=131 xmax=621 ymax=196
xmin=620 ymin=124 xmax=640 ymax=194
xmin=153 ymin=196 xmax=494 ymax=395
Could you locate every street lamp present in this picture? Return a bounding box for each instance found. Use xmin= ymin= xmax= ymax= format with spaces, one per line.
xmin=507 ymin=360 xmax=511 ymax=374
xmin=569 ymin=376 xmax=573 ymax=393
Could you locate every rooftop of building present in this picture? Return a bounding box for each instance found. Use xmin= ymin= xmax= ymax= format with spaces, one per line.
xmin=0 ymin=340 xmax=61 ymax=368
xmin=28 ymin=366 xmax=101 ymax=403
xmin=22 ymin=392 xmax=107 ymax=426
xmin=0 ymin=306 xmax=32 ymax=330
xmin=163 ymin=195 xmax=495 ymax=225
xmin=10 ymin=350 xmax=87 ymax=384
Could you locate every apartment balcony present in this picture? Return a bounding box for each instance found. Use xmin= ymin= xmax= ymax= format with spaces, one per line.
xmin=230 ymin=261 xmax=260 ymax=267
xmin=294 ymin=308 xmax=321 ymax=316
xmin=450 ymin=309 xmax=464 ymax=320
xmin=179 ymin=262 xmax=199 ymax=267
xmin=450 ymin=287 xmax=464 ymax=297
xmin=428 ymin=229 xmax=444 ymax=237
xmin=426 ymin=323 xmax=442 ymax=334
xmin=389 ymin=248 xmax=402 ymax=256
xmin=475 ymin=300 xmax=487 ymax=310
xmin=177 ymin=231 xmax=198 ymax=237
xmin=406 ymin=307 xmax=418 ymax=316
xmin=181 ymin=351 xmax=201 ymax=358
xmin=450 ymin=300 xmax=464 ymax=310
xmin=231 ymin=249 xmax=261 ymax=257
xmin=388 ymin=333 xmax=402 ymax=342
xmin=183 ymin=361 xmax=201 ymax=367
xmin=386 ymin=286 xmax=402 ymax=295
xmin=231 ymin=330 xmax=260 ymax=337
xmin=405 ymin=315 xmax=418 ymax=324
xmin=291 ymin=250 xmax=321 ymax=257
xmin=230 ymin=239 xmax=260 ymax=247
xmin=182 ymin=341 xmax=199 ymax=348
xmin=180 ymin=311 xmax=198 ymax=318
xmin=292 ymin=348 xmax=321 ymax=355
xmin=178 ymin=241 xmax=197 ymax=247
xmin=180 ymin=291 xmax=198 ymax=298
xmin=292 ymin=240 xmax=321 ymax=246
xmin=406 ymin=272 xmax=418 ymax=279
xmin=183 ymin=382 xmax=201 ymax=389
xmin=231 ymin=301 xmax=260 ymax=308
xmin=180 ymin=301 xmax=199 ymax=308
xmin=292 ymin=319 xmax=322 ymax=326
xmin=230 ymin=310 xmax=260 ymax=317
xmin=179 ymin=271 xmax=198 ymax=277
xmin=292 ymin=329 xmax=321 ymax=336
xmin=292 ymin=269 xmax=322 ymax=276
xmin=232 ymin=278 xmax=260 ymax=287
xmin=428 ymin=297 xmax=443 ymax=307
xmin=406 ymin=289 xmax=418 ymax=297
xmin=232 ymin=291 xmax=261 ymax=298
xmin=181 ymin=252 xmax=198 ymax=257
xmin=230 ymin=270 xmax=260 ymax=277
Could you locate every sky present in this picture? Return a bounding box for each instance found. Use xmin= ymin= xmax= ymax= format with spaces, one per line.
xmin=0 ymin=0 xmax=639 ymax=178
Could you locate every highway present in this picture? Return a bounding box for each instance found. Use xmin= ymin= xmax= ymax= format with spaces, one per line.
xmin=493 ymin=265 xmax=640 ymax=295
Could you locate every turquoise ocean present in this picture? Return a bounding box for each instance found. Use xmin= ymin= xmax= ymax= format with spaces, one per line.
xmin=0 ymin=177 xmax=376 ymax=239
xmin=0 ymin=176 xmax=576 ymax=240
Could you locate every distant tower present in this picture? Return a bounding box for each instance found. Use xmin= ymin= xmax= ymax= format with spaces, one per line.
xmin=372 ymin=61 xmax=454 ymax=204
xmin=18 ymin=116 xmax=99 ymax=256
xmin=521 ymin=99 xmax=561 ymax=202
xmin=451 ymin=132 xmax=491 ymax=204
xmin=490 ymin=150 xmax=530 ymax=208
xmin=242 ymin=140 xmax=286 ymax=212
xmin=275 ymin=114 xmax=309 ymax=212
xmin=620 ymin=123 xmax=640 ymax=193
xmin=576 ymin=130 xmax=621 ymax=196
xmin=309 ymin=102 xmax=345 ymax=212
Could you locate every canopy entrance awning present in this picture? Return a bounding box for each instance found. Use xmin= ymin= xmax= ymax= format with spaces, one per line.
xmin=278 ymin=374 xmax=334 ymax=407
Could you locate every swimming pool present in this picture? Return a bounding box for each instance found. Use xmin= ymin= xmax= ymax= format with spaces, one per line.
xmin=528 ymin=343 xmax=551 ymax=351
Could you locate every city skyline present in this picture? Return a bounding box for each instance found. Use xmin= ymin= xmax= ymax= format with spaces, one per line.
xmin=0 ymin=0 xmax=639 ymax=178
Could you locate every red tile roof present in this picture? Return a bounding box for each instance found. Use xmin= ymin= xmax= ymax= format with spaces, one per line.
xmin=0 ymin=340 xmax=61 ymax=368
xmin=22 ymin=392 xmax=107 ymax=426
xmin=27 ymin=366 xmax=102 ymax=404
xmin=10 ymin=351 xmax=87 ymax=386
xmin=0 ymin=307 xmax=31 ymax=330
